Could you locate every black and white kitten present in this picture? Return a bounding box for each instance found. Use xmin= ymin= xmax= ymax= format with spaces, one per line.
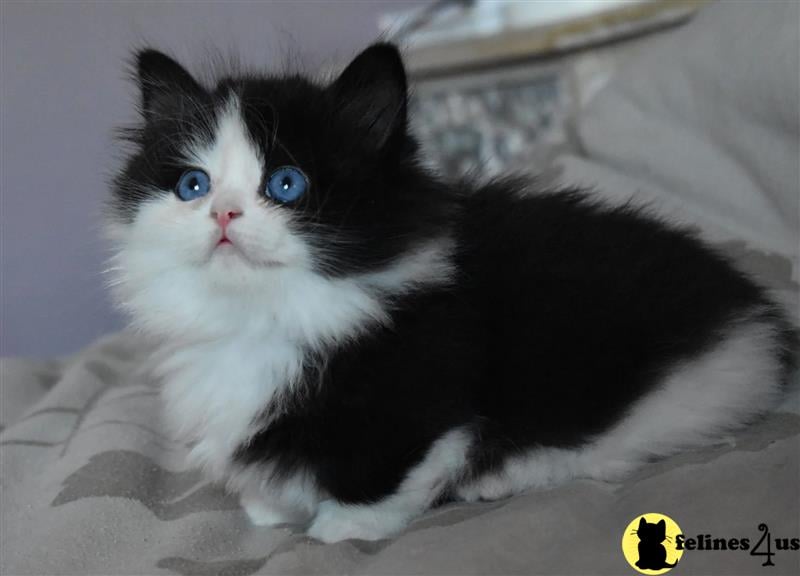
xmin=108 ymin=43 xmax=797 ymax=543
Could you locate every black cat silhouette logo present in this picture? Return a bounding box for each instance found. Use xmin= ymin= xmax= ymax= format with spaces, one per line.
xmin=622 ymin=513 xmax=684 ymax=574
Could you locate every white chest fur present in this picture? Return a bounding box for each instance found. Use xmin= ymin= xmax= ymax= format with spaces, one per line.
xmin=158 ymin=333 xmax=304 ymax=480
xmin=119 ymin=241 xmax=454 ymax=482
xmin=146 ymin=266 xmax=397 ymax=481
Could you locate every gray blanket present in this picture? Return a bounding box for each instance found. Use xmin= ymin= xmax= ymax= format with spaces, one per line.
xmin=1 ymin=331 xmax=798 ymax=575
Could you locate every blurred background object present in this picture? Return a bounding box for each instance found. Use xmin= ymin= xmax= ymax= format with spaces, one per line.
xmin=387 ymin=0 xmax=707 ymax=179
xmin=383 ymin=0 xmax=706 ymax=74
xmin=411 ymin=63 xmax=568 ymax=179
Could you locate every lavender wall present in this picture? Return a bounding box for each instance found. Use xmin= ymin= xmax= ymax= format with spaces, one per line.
xmin=1 ymin=1 xmax=425 ymax=357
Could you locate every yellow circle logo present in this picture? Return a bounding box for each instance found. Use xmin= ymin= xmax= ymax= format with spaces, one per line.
xmin=622 ymin=513 xmax=684 ymax=574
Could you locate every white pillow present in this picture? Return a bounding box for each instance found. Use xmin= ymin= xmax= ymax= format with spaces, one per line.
xmin=557 ymin=0 xmax=798 ymax=278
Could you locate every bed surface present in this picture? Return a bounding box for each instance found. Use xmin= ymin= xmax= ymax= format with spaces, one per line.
xmin=1 ymin=330 xmax=798 ymax=575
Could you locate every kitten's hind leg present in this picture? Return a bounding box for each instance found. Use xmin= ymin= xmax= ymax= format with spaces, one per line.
xmin=306 ymin=428 xmax=471 ymax=543
xmin=460 ymin=309 xmax=792 ymax=502
xmin=580 ymin=309 xmax=790 ymax=477
xmin=457 ymin=447 xmax=587 ymax=502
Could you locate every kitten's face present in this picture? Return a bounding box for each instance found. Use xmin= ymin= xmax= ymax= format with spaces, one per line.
xmin=109 ymin=45 xmax=453 ymax=336
xmin=120 ymin=98 xmax=311 ymax=283
xmin=120 ymin=100 xmax=304 ymax=285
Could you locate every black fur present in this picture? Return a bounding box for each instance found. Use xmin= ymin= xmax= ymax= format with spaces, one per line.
xmin=114 ymin=44 xmax=798 ymax=505
xmin=235 ymin=185 xmax=797 ymax=502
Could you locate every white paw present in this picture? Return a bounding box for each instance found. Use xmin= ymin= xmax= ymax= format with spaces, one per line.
xmin=241 ymin=496 xmax=296 ymax=527
xmin=584 ymin=457 xmax=635 ymax=482
xmin=306 ymin=500 xmax=403 ymax=543
xmin=457 ymin=474 xmax=513 ymax=502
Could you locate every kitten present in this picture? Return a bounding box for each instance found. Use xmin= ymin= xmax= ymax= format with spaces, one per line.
xmin=107 ymin=43 xmax=797 ymax=543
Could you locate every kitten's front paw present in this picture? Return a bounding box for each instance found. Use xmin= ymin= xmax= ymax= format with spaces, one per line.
xmin=241 ymin=496 xmax=295 ymax=527
xmin=457 ymin=474 xmax=513 ymax=502
xmin=307 ymin=500 xmax=401 ymax=543
xmin=583 ymin=456 xmax=635 ymax=482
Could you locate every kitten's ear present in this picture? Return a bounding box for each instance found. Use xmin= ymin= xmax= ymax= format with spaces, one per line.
xmin=639 ymin=517 xmax=647 ymax=529
xmin=331 ymin=43 xmax=408 ymax=151
xmin=657 ymin=520 xmax=666 ymax=530
xmin=135 ymin=49 xmax=203 ymax=120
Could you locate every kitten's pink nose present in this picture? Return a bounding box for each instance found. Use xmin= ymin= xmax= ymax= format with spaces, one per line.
xmin=212 ymin=209 xmax=243 ymax=232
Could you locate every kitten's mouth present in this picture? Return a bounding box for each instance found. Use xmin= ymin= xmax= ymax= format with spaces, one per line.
xmin=211 ymin=237 xmax=286 ymax=268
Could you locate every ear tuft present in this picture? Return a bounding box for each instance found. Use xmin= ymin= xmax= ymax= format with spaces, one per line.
xmin=134 ymin=49 xmax=203 ymax=120
xmin=331 ymin=43 xmax=408 ymax=151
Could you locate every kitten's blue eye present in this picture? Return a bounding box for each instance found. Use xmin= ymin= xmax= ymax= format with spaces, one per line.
xmin=266 ymin=166 xmax=308 ymax=204
xmin=176 ymin=169 xmax=211 ymax=201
